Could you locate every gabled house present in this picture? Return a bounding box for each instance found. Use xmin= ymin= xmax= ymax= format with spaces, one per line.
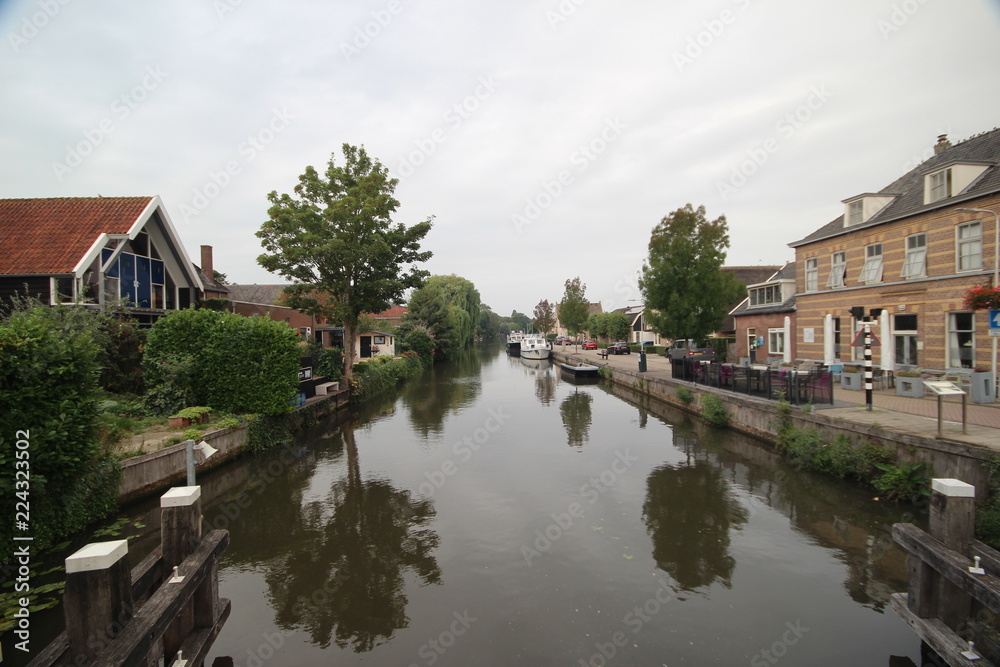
xmin=730 ymin=262 xmax=796 ymax=364
xmin=789 ymin=129 xmax=1000 ymax=374
xmin=718 ymin=265 xmax=783 ymax=337
xmin=0 ymin=196 xmax=204 ymax=325
xmin=611 ymin=305 xmax=665 ymax=345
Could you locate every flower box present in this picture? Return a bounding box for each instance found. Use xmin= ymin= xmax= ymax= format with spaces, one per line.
xmin=168 ymin=416 xmax=191 ymax=429
xmin=840 ymin=371 xmax=863 ymax=391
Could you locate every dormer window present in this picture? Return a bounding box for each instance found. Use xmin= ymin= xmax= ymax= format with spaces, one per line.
xmin=847 ymin=201 xmax=863 ymax=225
xmin=749 ymin=284 xmax=782 ymax=307
xmin=929 ymin=169 xmax=951 ymax=202
xmin=842 ymin=194 xmax=897 ymax=227
xmin=923 ymin=162 xmax=990 ymax=205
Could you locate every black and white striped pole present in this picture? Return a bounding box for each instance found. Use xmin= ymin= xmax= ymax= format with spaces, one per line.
xmin=863 ymin=316 xmax=874 ymax=412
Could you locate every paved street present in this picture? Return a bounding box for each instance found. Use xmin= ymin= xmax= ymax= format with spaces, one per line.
xmin=554 ymin=345 xmax=1000 ymax=451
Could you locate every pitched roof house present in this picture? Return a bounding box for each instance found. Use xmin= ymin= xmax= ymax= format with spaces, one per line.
xmin=0 ymin=196 xmax=204 ymax=325
xmin=788 ymin=129 xmax=1000 ymax=375
xmin=730 ymin=262 xmax=797 ymax=363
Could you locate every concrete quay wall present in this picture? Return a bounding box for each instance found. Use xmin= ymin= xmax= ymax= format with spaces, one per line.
xmin=553 ymin=352 xmax=992 ymax=499
xmin=118 ymin=388 xmax=350 ymax=503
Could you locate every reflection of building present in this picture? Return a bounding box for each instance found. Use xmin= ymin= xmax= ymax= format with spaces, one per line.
xmin=790 ymin=130 xmax=1000 ymax=371
xmin=0 ymin=196 xmax=204 ymax=326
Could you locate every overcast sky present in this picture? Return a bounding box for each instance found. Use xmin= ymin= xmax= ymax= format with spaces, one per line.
xmin=2 ymin=0 xmax=999 ymax=317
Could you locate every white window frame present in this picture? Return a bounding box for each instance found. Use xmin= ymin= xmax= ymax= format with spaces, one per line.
xmin=957 ymin=221 xmax=983 ymax=272
xmin=826 ymin=251 xmax=847 ymax=288
xmin=768 ymin=328 xmax=785 ymax=355
xmin=901 ymin=233 xmax=927 ymax=279
xmin=847 ymin=200 xmax=863 ymax=226
xmin=929 ymin=168 xmax=952 ymax=202
xmin=51 ymin=276 xmax=75 ymax=305
xmin=858 ymin=243 xmax=883 ymax=284
xmin=893 ymin=313 xmax=918 ymax=367
xmin=947 ymin=311 xmax=975 ymax=369
xmin=805 ymin=258 xmax=818 ymax=292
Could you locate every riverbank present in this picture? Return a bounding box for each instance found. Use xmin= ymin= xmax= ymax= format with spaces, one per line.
xmin=117 ymin=387 xmax=351 ymax=503
xmin=553 ymin=348 xmax=996 ymax=500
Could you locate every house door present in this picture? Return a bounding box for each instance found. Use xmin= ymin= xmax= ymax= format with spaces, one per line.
xmin=746 ymin=327 xmax=756 ymax=362
xmin=360 ymin=336 xmax=372 ymax=358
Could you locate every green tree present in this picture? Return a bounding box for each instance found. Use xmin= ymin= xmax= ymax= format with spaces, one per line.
xmin=406 ymin=275 xmax=481 ymax=361
xmin=559 ymin=277 xmax=589 ymax=341
xmin=638 ymin=204 xmax=744 ymax=342
xmin=476 ymin=304 xmax=502 ymax=340
xmin=509 ymin=310 xmax=531 ymax=332
xmin=606 ymin=311 xmax=631 ymax=342
xmin=256 ymin=143 xmax=433 ymax=380
xmin=532 ymin=299 xmax=556 ymax=335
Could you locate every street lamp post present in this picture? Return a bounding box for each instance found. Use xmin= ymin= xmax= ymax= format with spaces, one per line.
xmin=957 ymin=207 xmax=1000 ymax=399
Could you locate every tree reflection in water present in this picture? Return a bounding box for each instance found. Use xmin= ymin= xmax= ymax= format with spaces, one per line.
xmin=559 ymin=390 xmax=593 ymax=447
xmin=264 ymin=423 xmax=441 ymax=652
xmin=642 ymin=428 xmax=749 ymax=592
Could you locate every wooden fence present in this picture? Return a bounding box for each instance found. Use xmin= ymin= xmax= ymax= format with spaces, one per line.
xmin=28 ymin=486 xmax=230 ymax=667
xmin=892 ymin=478 xmax=1000 ymax=666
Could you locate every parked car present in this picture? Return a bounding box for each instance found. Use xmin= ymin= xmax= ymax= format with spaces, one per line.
xmin=582 ymin=340 xmax=597 ymax=350
xmin=555 ymin=336 xmax=571 ymax=345
xmin=667 ymin=339 xmax=716 ymax=361
xmin=608 ymin=342 xmax=631 ymax=355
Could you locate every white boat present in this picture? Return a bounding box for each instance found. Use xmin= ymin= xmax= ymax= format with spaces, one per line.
xmin=520 ymin=334 xmax=551 ymax=360
xmin=506 ymin=330 xmax=525 ymax=355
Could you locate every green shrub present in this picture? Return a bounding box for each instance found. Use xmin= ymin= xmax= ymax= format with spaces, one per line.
xmin=349 ymin=354 xmax=424 ymax=400
xmin=144 ymin=308 xmax=300 ymax=415
xmin=307 ymin=339 xmax=343 ymax=382
xmin=0 ymin=304 xmax=122 ymax=560
xmin=182 ymin=427 xmax=204 ymax=441
xmin=873 ymin=462 xmax=931 ymax=502
xmin=676 ymin=386 xmax=694 ymax=404
xmin=701 ymin=394 xmax=728 ymax=426
xmin=216 ymin=416 xmax=241 ymax=430
xmin=708 ymin=338 xmax=733 ymax=363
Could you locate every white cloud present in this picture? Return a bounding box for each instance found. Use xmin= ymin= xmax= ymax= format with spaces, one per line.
xmin=1 ymin=0 xmax=998 ymax=315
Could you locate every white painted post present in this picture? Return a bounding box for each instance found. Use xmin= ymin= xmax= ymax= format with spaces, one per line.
xmin=783 ymin=315 xmax=792 ymax=364
xmin=824 ymin=314 xmax=835 ymax=365
xmin=880 ymin=309 xmax=893 ymax=373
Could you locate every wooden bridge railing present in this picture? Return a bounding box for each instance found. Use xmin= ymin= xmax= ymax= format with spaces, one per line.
xmin=892 ymin=478 xmax=1000 ymax=666
xmin=28 ymin=486 xmax=230 ymax=667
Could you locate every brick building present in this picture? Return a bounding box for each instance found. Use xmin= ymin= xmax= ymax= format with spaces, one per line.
xmin=789 ymin=129 xmax=1000 ymax=375
xmin=730 ymin=263 xmax=796 ymax=363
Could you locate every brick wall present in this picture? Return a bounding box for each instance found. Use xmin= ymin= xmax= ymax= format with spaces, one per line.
xmin=794 ymin=195 xmax=1000 ymax=370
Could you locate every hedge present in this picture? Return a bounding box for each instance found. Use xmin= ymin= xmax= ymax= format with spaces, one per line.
xmin=144 ymin=308 xmax=300 ymax=415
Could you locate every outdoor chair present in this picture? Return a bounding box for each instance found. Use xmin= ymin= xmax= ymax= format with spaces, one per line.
xmin=719 ymin=364 xmax=734 ymax=389
xmin=806 ymin=371 xmax=833 ymax=404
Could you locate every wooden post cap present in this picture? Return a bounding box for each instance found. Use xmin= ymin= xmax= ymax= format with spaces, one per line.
xmin=65 ymin=539 xmax=128 ymax=573
xmin=161 ymin=486 xmax=202 ymax=507
xmin=931 ymin=478 xmax=975 ymax=498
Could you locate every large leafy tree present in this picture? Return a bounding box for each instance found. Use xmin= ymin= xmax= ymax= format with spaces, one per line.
xmin=639 ymin=204 xmax=744 ymax=342
xmin=257 ymin=143 xmax=433 ymax=379
xmin=406 ymin=274 xmax=481 ymax=361
xmin=532 ymin=299 xmax=556 ymax=335
xmin=509 ymin=310 xmax=531 ymax=332
xmin=559 ymin=277 xmax=589 ymax=340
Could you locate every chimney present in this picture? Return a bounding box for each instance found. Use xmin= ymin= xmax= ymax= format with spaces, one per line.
xmin=201 ymin=245 xmax=214 ymax=281
xmin=934 ymin=134 xmax=952 ymax=155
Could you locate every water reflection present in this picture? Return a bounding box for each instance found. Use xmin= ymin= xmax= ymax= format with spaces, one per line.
xmin=559 ymin=390 xmax=593 ymax=447
xmin=402 ymin=347 xmax=483 ymax=437
xmin=642 ymin=452 xmax=749 ymax=592
xmin=263 ymin=423 xmax=441 ymax=652
xmin=518 ymin=356 xmax=556 ymax=405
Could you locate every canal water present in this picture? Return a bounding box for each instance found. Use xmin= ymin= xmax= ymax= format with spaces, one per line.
xmin=6 ymin=342 xmax=927 ymax=665
xmin=194 ymin=343 xmax=923 ymax=666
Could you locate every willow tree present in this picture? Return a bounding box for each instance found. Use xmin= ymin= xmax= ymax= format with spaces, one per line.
xmin=638 ymin=204 xmax=744 ymax=343
xmin=406 ymin=274 xmax=480 ymax=361
xmin=257 ymin=144 xmax=432 ymax=379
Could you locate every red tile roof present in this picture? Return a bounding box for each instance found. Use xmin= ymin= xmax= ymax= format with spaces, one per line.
xmin=0 ymin=197 xmax=153 ymax=274
xmin=373 ymin=306 xmax=408 ymax=319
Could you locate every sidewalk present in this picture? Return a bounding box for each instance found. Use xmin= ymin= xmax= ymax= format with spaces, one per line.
xmin=554 ymin=346 xmax=1000 ymax=452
